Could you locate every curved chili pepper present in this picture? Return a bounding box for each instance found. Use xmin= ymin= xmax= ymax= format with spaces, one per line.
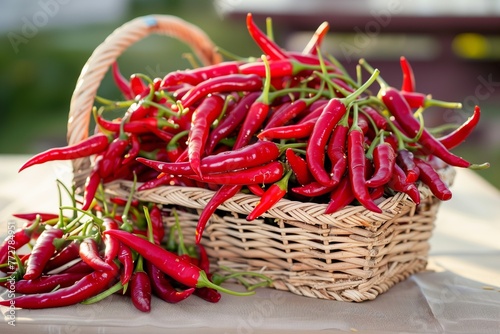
xmin=165 ymin=130 xmax=188 ymax=162
xmin=247 ymin=184 xmax=265 ymax=196
xmin=103 ymin=229 xmax=253 ymax=296
xmin=187 ymin=94 xmax=225 ymax=176
xmin=205 ymin=92 xmax=260 ymax=154
xmin=361 ymin=106 xmax=388 ymax=131
xmin=400 ymin=56 xmax=416 ymax=92
xmin=1 ymin=263 xmax=118 ymax=309
xmin=194 ymin=285 xmax=222 ymax=303
xmin=79 ymin=238 xmax=115 ymax=272
xmin=388 ymin=164 xmax=421 ymax=204
xmin=12 ymin=212 xmax=59 ymax=222
xmin=96 ymin=115 xmax=171 ymax=135
xmin=117 ymin=243 xmax=133 ymax=285
xmin=264 ymin=99 xmax=309 ymax=130
xmin=246 ymin=13 xmax=287 ymax=61
xmin=161 ymin=61 xmax=240 ymax=88
xmin=381 ymin=87 xmax=473 ymax=168
xmin=285 ymin=148 xmax=314 ymax=186
xmin=1 ymin=273 xmax=87 ymax=294
xmin=60 ymin=260 xmax=94 ymax=275
xmin=326 ymin=121 xmax=349 ymax=185
xmin=44 ymin=240 xmax=81 ymax=273
xmin=19 ymin=133 xmax=110 ymax=172
xmin=239 ymin=59 xmax=327 ymax=79
xmin=24 ymin=227 xmax=64 ymax=280
xmin=102 ymin=218 xmax=120 ymax=263
xmin=138 ymin=141 xmax=280 ymax=176
xmin=438 ymin=105 xmax=481 ymax=150
xmin=121 ymin=134 xmax=140 ymax=166
xmin=146 ymin=261 xmax=195 ymax=303
xmin=111 ymin=61 xmax=133 ymax=99
xmin=366 ymin=142 xmax=396 ymax=188
xmin=149 ymin=205 xmax=165 ymax=244
xmin=324 ymin=175 xmax=354 ymax=214
xmin=347 ymin=127 xmax=382 ymax=213
xmin=257 ymin=118 xmax=317 ymax=140
xmin=81 ymin=160 xmax=101 ymax=211
xmin=396 ymin=149 xmax=420 ymax=183
xmin=247 ymin=169 xmax=292 ymax=221
xmin=129 ymin=74 xmax=147 ymax=97
xmin=414 ymin=158 xmax=452 ymax=201
xmin=99 ymin=135 xmax=130 ymax=179
xmin=196 ymin=184 xmax=242 ymax=244
xmin=130 ymin=268 xmax=152 ymax=312
xmin=291 ymin=181 xmax=335 ymax=197
xmin=302 ymin=21 xmax=329 ymax=55
xmin=186 ymin=161 xmax=284 ymax=186
xmin=180 ymin=73 xmax=263 ymax=109
xmin=307 ymin=98 xmax=347 ymax=187
xmin=0 ymin=220 xmax=39 ymax=265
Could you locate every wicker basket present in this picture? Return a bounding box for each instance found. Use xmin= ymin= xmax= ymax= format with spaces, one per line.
xmin=68 ymin=15 xmax=455 ymax=302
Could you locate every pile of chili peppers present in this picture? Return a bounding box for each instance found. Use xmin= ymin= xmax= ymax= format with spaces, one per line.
xmin=0 ymin=187 xmax=270 ymax=310
xmin=1 ymin=13 xmax=489 ymax=309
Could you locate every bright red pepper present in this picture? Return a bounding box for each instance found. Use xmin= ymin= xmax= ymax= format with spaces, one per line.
xmin=1 ymin=273 xmax=87 ymax=295
xmin=180 ymin=73 xmax=263 ymax=108
xmin=388 ymin=164 xmax=421 ymax=205
xmin=187 ymin=94 xmax=225 ymax=176
xmin=326 ymin=121 xmax=349 ymax=185
xmin=366 ymin=142 xmax=396 ymax=188
xmin=19 ymin=134 xmax=110 ymax=172
xmin=438 ymin=105 xmax=481 ymax=150
xmin=1 ymin=264 xmax=118 ymax=309
xmin=12 ymin=212 xmax=59 ymax=222
xmin=24 ymin=227 xmax=64 ymax=280
xmin=43 ymin=240 xmax=81 ymax=273
xmin=246 ymin=13 xmax=287 ymax=61
xmin=146 ymin=261 xmax=195 ymax=303
xmin=117 ymin=243 xmax=133 ymax=285
xmin=79 ymin=238 xmax=115 ymax=272
xmin=414 ymin=158 xmax=452 ymax=201
xmin=396 ymin=149 xmax=420 ymax=183
xmin=291 ymin=181 xmax=335 ymax=197
xmin=111 ymin=61 xmax=133 ymax=99
xmin=247 ymin=170 xmax=292 ymax=221
xmin=285 ymin=148 xmax=314 ymax=186
xmin=302 ymin=21 xmax=329 ymax=55
xmin=130 ymin=269 xmax=152 ymax=312
xmin=161 ymin=61 xmax=241 ymax=87
xmin=0 ymin=221 xmax=39 ymax=264
xmin=400 ymin=56 xmax=416 ymax=92
xmin=257 ymin=117 xmax=316 ymax=141
xmin=324 ymin=175 xmax=354 ymax=214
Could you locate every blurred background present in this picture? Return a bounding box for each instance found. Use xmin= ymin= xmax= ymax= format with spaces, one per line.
xmin=1 ymin=0 xmax=499 ymax=188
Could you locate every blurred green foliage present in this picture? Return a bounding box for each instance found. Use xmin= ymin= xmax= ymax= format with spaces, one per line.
xmin=1 ymin=0 xmax=498 ymax=189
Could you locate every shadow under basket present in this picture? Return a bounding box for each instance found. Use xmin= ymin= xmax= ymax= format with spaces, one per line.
xmin=103 ymin=166 xmax=455 ymax=302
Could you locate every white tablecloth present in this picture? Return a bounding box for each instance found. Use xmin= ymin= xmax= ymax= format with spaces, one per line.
xmin=1 ymin=155 xmax=499 ymax=334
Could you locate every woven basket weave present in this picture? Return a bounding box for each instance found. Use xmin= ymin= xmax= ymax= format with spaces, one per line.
xmin=68 ymin=15 xmax=455 ymax=302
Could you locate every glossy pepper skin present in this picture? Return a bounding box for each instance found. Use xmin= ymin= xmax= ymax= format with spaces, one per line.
xmin=24 ymin=227 xmax=64 ymax=280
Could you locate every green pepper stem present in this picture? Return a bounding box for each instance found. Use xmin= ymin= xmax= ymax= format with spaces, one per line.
xmin=81 ymin=281 xmax=124 ymax=305
xmin=196 ymin=270 xmax=255 ymax=296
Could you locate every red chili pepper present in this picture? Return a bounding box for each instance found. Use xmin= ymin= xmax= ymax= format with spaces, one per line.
xmin=121 ymin=134 xmax=140 ymax=166
xmin=23 ymin=226 xmax=64 ymax=280
xmin=388 ymin=164 xmax=421 ymax=205
xmin=205 ymin=92 xmax=260 ymax=154
xmin=79 ymin=238 xmax=115 ymax=272
xmin=258 ymin=117 xmax=317 ymax=141
xmin=1 ymin=273 xmax=87 ymax=294
xmin=438 ymin=105 xmax=481 ymax=150
xmin=400 ymin=56 xmax=416 ymax=92
xmin=161 ymin=61 xmax=241 ymax=87
xmin=347 ymin=127 xmax=382 ymax=213
xmin=381 ymin=87 xmax=473 ymax=168
xmin=414 ymin=158 xmax=452 ymax=201
xmin=326 ymin=121 xmax=349 ymax=185
xmin=111 ymin=61 xmax=133 ymax=99
xmin=246 ymin=13 xmax=287 ymax=61
xmin=96 ymin=115 xmax=171 ymax=135
xmin=117 ymin=243 xmax=133 ymax=285
xmin=146 ymin=261 xmax=195 ymax=303
xmin=196 ymin=184 xmax=242 ymax=244
xmin=43 ymin=240 xmax=81 ymax=273
xmin=60 ymin=260 xmax=94 ymax=275
xmin=297 ymin=100 xmax=327 ymax=124
xmin=129 ymin=74 xmax=147 ymax=97
xmin=102 ymin=218 xmax=120 ymax=263
xmin=324 ymin=176 xmax=354 ymax=214
xmin=187 ymin=94 xmax=225 ymax=176
xmin=1 ymin=264 xmax=118 ymax=309
xmin=264 ymin=98 xmax=311 ymax=130
xmin=19 ymin=133 xmax=110 ymax=172
xmin=361 ymin=106 xmax=388 ymax=131
xmin=247 ymin=169 xmax=292 ymax=221
xmin=366 ymin=142 xmax=396 ymax=188
xmin=149 ymin=205 xmax=165 ymax=244
xmin=0 ymin=220 xmax=39 ymax=264
xmin=291 ymin=181 xmax=335 ymax=197
xmin=103 ymin=229 xmax=252 ymax=296
xmin=186 ymin=161 xmax=284 ymax=186
xmin=180 ymin=73 xmax=263 ymax=109
xmin=285 ymin=148 xmax=314 ymax=186
xmin=12 ymin=212 xmax=59 ymax=222
xmin=302 ymin=21 xmax=329 ymax=55
xmin=99 ymin=135 xmax=131 ymax=179
xmin=396 ymin=149 xmax=420 ymax=183
xmin=307 ymin=98 xmax=347 ymax=187
xmin=247 ymin=184 xmax=265 ymax=196
xmin=239 ymin=59 xmax=326 ymax=79
xmin=81 ymin=161 xmax=101 ymax=211
xmin=138 ymin=141 xmax=280 ymax=176
xmin=130 ymin=269 xmax=152 ymax=312
xmin=109 ymin=197 xmax=140 ymax=207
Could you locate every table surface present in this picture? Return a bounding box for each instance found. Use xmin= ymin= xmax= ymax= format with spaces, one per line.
xmin=0 ymin=155 xmax=499 ymax=334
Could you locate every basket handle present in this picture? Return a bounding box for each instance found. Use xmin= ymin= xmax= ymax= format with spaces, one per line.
xmin=68 ymin=15 xmax=222 ymax=189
